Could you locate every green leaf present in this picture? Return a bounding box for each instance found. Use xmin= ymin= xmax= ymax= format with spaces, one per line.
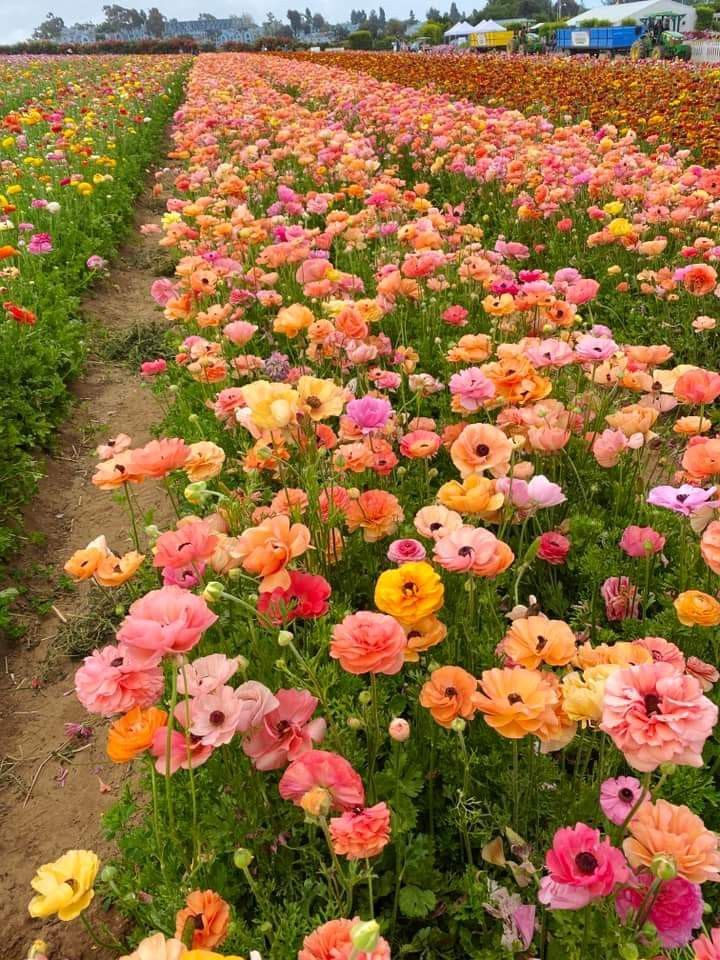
xmin=399 ymin=885 xmax=437 ymax=919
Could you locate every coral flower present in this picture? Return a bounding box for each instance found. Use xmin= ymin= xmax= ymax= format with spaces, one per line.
xmin=625 ymin=799 xmax=720 ymax=883
xmin=682 ymin=439 xmax=720 ymax=480
xmin=501 ymin=616 xmax=576 ymax=669
xmin=298 ymin=918 xmax=391 ymax=960
xmin=674 ymin=590 xmax=720 ymax=627
xmin=330 ymin=802 xmax=391 ymax=860
xmin=154 ymin=521 xmax=218 ymax=571
xmin=619 ymin=525 xmax=665 ymax=558
xmin=674 ymin=369 xmax=720 ymax=405
xmin=537 ymin=531 xmax=570 ymax=565
xmin=700 ymin=520 xmax=720 ymax=574
xmin=374 ymin=561 xmax=444 ymax=625
xmin=694 ymin=930 xmax=720 ymax=959
xmin=235 ymin=515 xmax=311 ymax=592
xmin=539 ymin=823 xmax=628 ymax=910
xmin=175 ymin=890 xmax=230 ymax=950
xmin=116 ymin=586 xmax=218 ymax=666
xmin=433 ymin=526 xmax=514 ymax=577
xmin=450 ymin=423 xmax=513 ymax=478
xmin=107 ymin=705 xmax=168 ymax=763
xmin=419 ymin=665 xmax=480 ymax=727
xmin=127 ymin=438 xmax=190 ymax=480
xmin=601 ymin=662 xmax=717 ymax=771
xmin=257 ymin=571 xmax=331 ymax=626
xmin=28 ymin=849 xmax=99 ymax=921
xmin=331 ymin=611 xmax=407 ymax=675
xmin=475 ymin=667 xmax=560 ymax=739
xmin=399 ymin=429 xmax=442 ymax=459
xmin=346 ymin=490 xmax=404 ymax=542
xmin=279 ymin=749 xmax=365 ymax=812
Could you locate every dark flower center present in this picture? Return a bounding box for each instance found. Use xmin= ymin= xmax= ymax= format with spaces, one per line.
xmin=458 ymin=545 xmax=474 ymax=557
xmin=676 ymin=494 xmax=688 ymax=503
xmin=408 ymin=630 xmax=421 ymax=640
xmin=536 ymin=635 xmax=547 ymax=650
xmin=194 ymin=914 xmax=205 ymax=929
xmin=111 ymin=657 xmax=124 ymax=667
xmin=209 ymin=710 xmax=226 ymax=725
xmin=276 ymin=720 xmax=290 ymax=734
xmin=403 ymin=581 xmax=418 ymax=595
xmin=618 ymin=787 xmax=635 ymax=804
xmin=508 ymin=693 xmax=523 ymax=705
xmin=306 ymin=396 xmax=322 ymax=408
xmin=644 ymin=694 xmax=661 ymax=716
xmin=475 ymin=443 xmax=490 ymax=457
xmin=575 ymin=852 xmax=599 ymax=875
xmin=429 ymin=522 xmax=442 ymax=532
xmin=444 ymin=686 xmax=457 ymax=698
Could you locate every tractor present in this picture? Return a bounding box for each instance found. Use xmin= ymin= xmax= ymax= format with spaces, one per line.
xmin=630 ymin=14 xmax=692 ymax=59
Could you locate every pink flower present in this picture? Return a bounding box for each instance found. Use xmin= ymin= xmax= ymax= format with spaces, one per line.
xmin=387 ymin=539 xmax=426 ymax=564
xmin=234 ymin=680 xmax=280 ymax=733
xmin=496 ymin=475 xmax=566 ymax=510
xmin=635 ymin=635 xmax=685 ymax=672
xmin=330 ymin=611 xmax=407 ymax=675
xmin=592 ymin=428 xmax=628 ymax=468
xmin=449 ymin=367 xmax=496 ymax=412
xmin=116 ymin=586 xmax=218 ymax=667
xmin=599 ymin=776 xmax=647 ymax=825
xmin=150 ymin=277 xmax=178 ymax=305
xmin=330 ymin=802 xmax=391 ymax=859
xmin=575 ymin=335 xmax=618 ymax=362
xmin=140 ymin=359 xmax=167 ymax=378
xmin=223 ymin=320 xmax=258 ymax=345
xmin=256 ymin=571 xmax=332 ymax=626
xmin=537 ymin=532 xmax=570 ymax=565
xmin=648 ymin=484 xmax=719 ymax=516
xmin=176 ymin=653 xmax=241 ymax=697
xmin=538 ymin=823 xmax=629 ymax=910
xmin=96 ymin=433 xmax=132 ymax=460
xmin=153 ymin=521 xmax=218 ymax=570
xmin=279 ymin=749 xmax=365 ymax=812
xmin=619 ymin=525 xmax=665 ymax=558
xmin=389 ymin=718 xmax=410 ymax=741
xmin=150 ymin=726 xmax=213 ymax=775
xmin=565 ymin=278 xmax=600 ymax=304
xmin=298 ymin=918 xmax=390 ymax=960
xmin=243 ymin=688 xmax=326 ymax=770
xmin=28 ymin=232 xmax=53 ymax=254
xmin=601 ymin=576 xmax=640 ymax=621
xmin=616 ymin=873 xmax=703 ymax=948
xmin=442 ymin=305 xmax=469 ymax=326
xmin=74 ymin=644 xmax=164 ymax=717
xmin=162 ymin=563 xmax=204 ymax=590
xmin=345 ymin=395 xmax=392 ymax=434
xmin=687 ymin=656 xmax=720 ymax=692
xmin=694 ymin=929 xmax=720 ymax=959
xmin=601 ymin=662 xmax=718 ymax=772
xmin=525 ymin=339 xmax=575 ymax=369
xmin=190 ymin=685 xmax=250 ymax=747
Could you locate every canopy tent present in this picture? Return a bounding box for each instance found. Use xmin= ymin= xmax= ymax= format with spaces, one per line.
xmin=444 ymin=20 xmax=476 ymax=36
xmin=473 ymin=18 xmax=505 ymax=31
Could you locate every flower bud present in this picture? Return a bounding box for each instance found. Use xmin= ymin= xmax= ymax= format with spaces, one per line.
xmin=451 ymin=717 xmax=466 ymax=733
xmin=274 ymin=658 xmax=286 ymax=669
xmin=184 ymin=480 xmax=208 ymax=504
xmin=358 ymin=690 xmax=373 ymax=706
xmin=277 ymin=630 xmax=294 ymax=647
xmin=650 ymin=853 xmax=677 ymax=881
xmin=388 ymin=718 xmax=410 ymax=742
xmin=233 ymin=847 xmax=254 ymax=869
xmin=659 ymin=762 xmax=677 ymax=777
xmin=202 ymin=581 xmax=224 ymax=604
xmin=300 ymin=786 xmax=331 ymax=818
xmin=100 ymin=865 xmax=116 ymax=882
xmin=188 ymin=413 xmax=200 ymax=424
xmin=144 ymin=523 xmax=161 ymax=543
xmin=618 ymin=945 xmax=639 ymax=960
xmin=114 ymin=604 xmax=126 ymax=617
xmin=347 ymin=716 xmax=364 ymax=730
xmin=350 ymin=920 xmax=381 ymax=955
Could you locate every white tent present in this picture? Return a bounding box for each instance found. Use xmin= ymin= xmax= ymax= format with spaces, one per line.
xmin=444 ymin=20 xmax=476 ymax=37
xmin=565 ymin=0 xmax=695 ymax=29
xmin=473 ymin=18 xmax=505 ymax=31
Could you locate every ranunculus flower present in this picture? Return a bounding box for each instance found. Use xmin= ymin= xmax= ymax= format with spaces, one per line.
xmin=619 ymin=525 xmax=665 ymax=558
xmin=616 ymin=872 xmax=703 ymax=947
xmin=257 ymin=571 xmax=331 ymax=626
xmin=537 ymin=531 xmax=570 ymax=565
xmin=243 ymin=689 xmax=326 ymax=770
xmin=599 ymin=776 xmax=647 ymax=825
xmin=116 ymin=585 xmax=218 ymax=666
xmin=387 ymin=538 xmax=426 ymax=563
xmin=28 ymin=849 xmax=99 ymax=921
xmin=279 ymin=749 xmax=365 ymax=812
xmin=538 ymin=823 xmax=628 ymax=909
xmin=330 ymin=610 xmax=406 ymax=675
xmin=330 ymin=802 xmax=391 ymax=859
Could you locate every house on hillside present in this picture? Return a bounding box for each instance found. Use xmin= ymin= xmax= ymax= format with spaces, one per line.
xmin=566 ymin=0 xmax=697 ymax=31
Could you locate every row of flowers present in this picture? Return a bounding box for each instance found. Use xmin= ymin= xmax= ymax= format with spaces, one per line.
xmin=25 ymin=52 xmax=720 ymax=960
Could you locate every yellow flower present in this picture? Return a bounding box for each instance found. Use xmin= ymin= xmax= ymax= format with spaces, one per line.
xmin=561 ymin=666 xmax=617 ymax=725
xmin=608 ymin=217 xmax=633 ymax=238
xmin=241 ymin=380 xmax=299 ymax=431
xmin=603 ymin=200 xmax=624 ymax=216
xmin=374 ymin=561 xmax=444 ymax=626
xmin=297 ymin=375 xmax=345 ymax=421
xmin=674 ymin=590 xmax=720 ymax=627
xmin=28 ymin=850 xmax=99 ymax=921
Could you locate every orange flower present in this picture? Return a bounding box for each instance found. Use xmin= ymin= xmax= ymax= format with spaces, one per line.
xmin=274 ymin=303 xmax=315 ymax=338
xmin=92 ymin=452 xmax=138 ymax=490
xmin=674 ymin=416 xmax=711 ymax=436
xmin=674 ymin=590 xmax=720 ymax=627
xmin=625 ymin=799 xmax=720 ymax=884
xmin=107 ymin=706 xmax=167 ymax=763
xmin=605 ymin=403 xmax=658 ymax=437
xmin=436 ymin=474 xmax=504 ymax=518
xmin=185 ymin=441 xmax=226 ymax=481
xmin=475 ymin=667 xmax=560 ymax=739
xmin=700 ymin=521 xmax=720 ymax=575
xmin=682 ymin=438 xmax=720 ymax=479
xmin=0 ymin=244 xmax=18 ymax=259
xmin=94 ymin=551 xmax=145 ymax=587
xmin=403 ymin=615 xmax=447 ymax=662
xmin=501 ymin=616 xmax=576 ymax=669
xmin=346 ymin=490 xmax=404 ymax=542
xmin=419 ymin=665 xmax=480 ymax=727
xmin=483 ymin=356 xmax=551 ymax=405
xmin=235 ymin=515 xmax=311 ymax=592
xmin=64 ymin=539 xmax=108 ymax=581
xmin=573 ymin=640 xmax=652 ymax=669
xmin=682 ymin=264 xmax=717 ymax=296
xmin=450 ymin=423 xmax=513 ymax=479
xmin=446 ymin=334 xmax=492 ymax=364
xmin=175 ymin=889 xmax=230 ymax=950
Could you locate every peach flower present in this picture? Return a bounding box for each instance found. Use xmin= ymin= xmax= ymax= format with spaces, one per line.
xmin=345 ymin=490 xmax=404 ymax=542
xmin=174 ymin=889 xmax=229 ymax=950
xmin=330 ymin=611 xmax=406 ymax=675
xmin=625 ymin=799 xmax=720 ymax=883
xmin=184 ymin=441 xmax=226 ymax=481
xmin=450 ymin=423 xmax=513 ymax=478
xmin=501 ymin=616 xmax=576 ymax=669
xmin=235 ymin=515 xmax=311 ymax=592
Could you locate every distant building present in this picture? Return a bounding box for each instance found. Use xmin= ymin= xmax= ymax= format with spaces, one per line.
xmin=60 ymin=17 xmax=261 ymax=45
xmin=566 ymin=0 xmax=697 ymax=30
xmin=59 ymin=24 xmax=98 ymax=43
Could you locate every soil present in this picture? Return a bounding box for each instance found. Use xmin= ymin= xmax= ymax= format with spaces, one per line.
xmin=0 ymin=192 xmax=169 ymax=960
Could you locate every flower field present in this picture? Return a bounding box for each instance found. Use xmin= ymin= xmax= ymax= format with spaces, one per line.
xmin=17 ymin=50 xmax=720 ymax=960
xmin=284 ymin=51 xmax=720 ymax=166
xmin=0 ymin=54 xmax=186 ymax=558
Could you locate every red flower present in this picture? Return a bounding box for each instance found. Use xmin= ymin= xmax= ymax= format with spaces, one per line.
xmin=257 ymin=571 xmax=331 ymax=626
xmin=537 ymin=532 xmax=570 ymax=565
xmin=3 ymin=300 xmax=36 ymax=325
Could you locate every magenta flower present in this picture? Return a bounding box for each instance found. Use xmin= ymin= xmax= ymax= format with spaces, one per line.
xmin=86 ymin=255 xmax=107 ymax=270
xmin=647 ymin=484 xmax=719 ymax=516
xmin=538 ymin=823 xmax=629 ymax=910
xmin=616 ymin=873 xmax=703 ymax=948
xmin=599 ymin=776 xmax=646 ymax=825
xmin=27 ymin=232 xmax=53 ymax=254
xmin=619 ymin=525 xmax=666 ymax=558
xmin=345 ymin=395 xmax=392 ymax=434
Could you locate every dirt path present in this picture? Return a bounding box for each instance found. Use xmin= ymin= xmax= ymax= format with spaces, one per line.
xmin=0 ymin=191 xmax=169 ymax=959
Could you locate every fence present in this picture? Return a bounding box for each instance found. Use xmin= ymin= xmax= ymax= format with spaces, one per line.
xmin=690 ymin=38 xmax=720 ymax=62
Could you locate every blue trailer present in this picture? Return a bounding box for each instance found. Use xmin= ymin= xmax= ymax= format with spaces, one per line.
xmin=555 ymin=24 xmax=645 ymax=54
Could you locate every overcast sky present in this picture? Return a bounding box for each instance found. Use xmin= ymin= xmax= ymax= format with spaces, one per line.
xmin=3 ymin=0 xmax=603 ymax=45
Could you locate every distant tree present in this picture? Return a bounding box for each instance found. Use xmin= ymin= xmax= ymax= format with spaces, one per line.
xmin=333 ymin=23 xmax=350 ymax=37
xmin=198 ymin=12 xmax=218 ymax=19
xmin=32 ymin=11 xmax=65 ymax=39
xmin=287 ymin=8 xmax=303 ymax=32
xmin=348 ymin=27 xmax=372 ymax=46
xmin=312 ymin=12 xmax=326 ymax=28
xmin=449 ymin=1 xmax=461 ymax=21
xmin=378 ymin=6 xmax=386 ymax=25
xmin=367 ymin=9 xmax=380 ymax=33
xmin=263 ymin=11 xmax=280 ymax=33
xmin=408 ymin=8 xmax=418 ymax=22
xmin=417 ymin=19 xmax=444 ymax=41
xmin=695 ymin=4 xmax=715 ymax=27
xmin=304 ymin=6 xmax=313 ymax=30
xmin=100 ymin=5 xmax=146 ymax=31
xmin=229 ymin=13 xmax=257 ymax=28
xmin=385 ymin=16 xmax=405 ymax=35
xmin=146 ymin=7 xmax=165 ymax=36
xmin=426 ymin=7 xmax=442 ymax=21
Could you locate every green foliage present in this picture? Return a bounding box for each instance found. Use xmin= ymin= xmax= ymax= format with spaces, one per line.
xmin=348 ymin=29 xmax=372 ymax=48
